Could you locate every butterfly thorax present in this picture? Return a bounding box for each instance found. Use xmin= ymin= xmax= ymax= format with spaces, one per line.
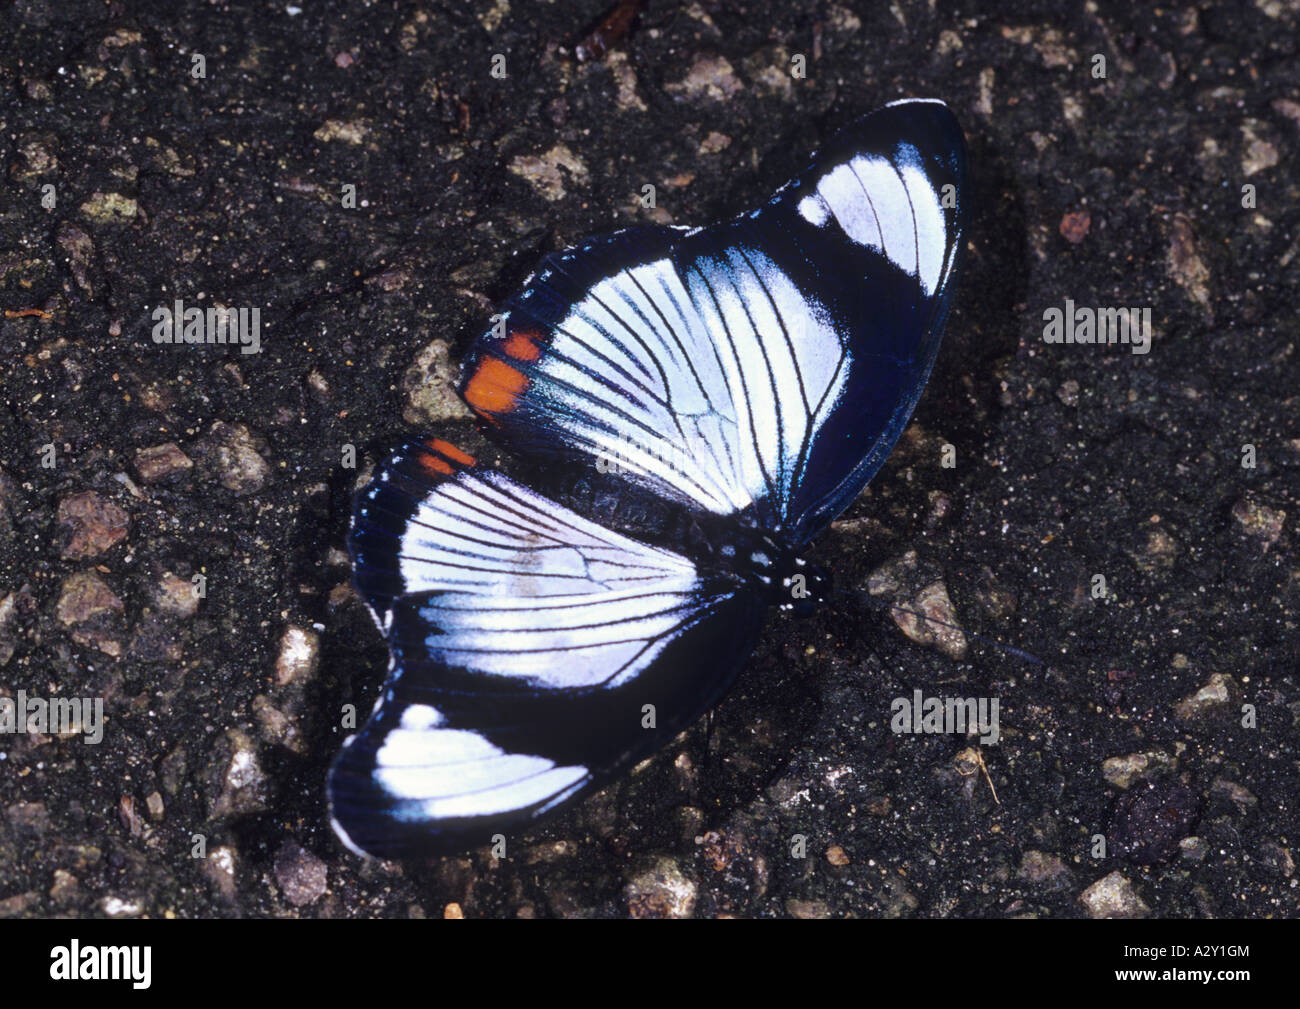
xmin=700 ymin=526 xmax=832 ymax=615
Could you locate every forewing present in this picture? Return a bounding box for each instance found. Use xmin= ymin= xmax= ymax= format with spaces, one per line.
xmin=459 ymin=99 xmax=968 ymax=541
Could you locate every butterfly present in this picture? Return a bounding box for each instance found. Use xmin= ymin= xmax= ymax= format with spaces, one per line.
xmin=329 ymin=99 xmax=969 ymax=859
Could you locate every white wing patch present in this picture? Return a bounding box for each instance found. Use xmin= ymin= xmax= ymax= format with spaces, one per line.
xmin=395 ymin=468 xmax=721 ymax=690
xmin=796 ymin=192 xmax=832 ymax=227
xmin=420 ymin=588 xmax=702 ymax=688
xmin=398 ymin=468 xmax=696 ymax=598
xmin=807 ymin=144 xmax=946 ymax=297
xmin=374 ymin=717 xmax=587 ymax=820
xmin=898 ymin=157 xmax=947 ymax=297
xmin=526 ymin=244 xmax=848 ymax=520
xmin=814 ymin=161 xmax=885 ymax=249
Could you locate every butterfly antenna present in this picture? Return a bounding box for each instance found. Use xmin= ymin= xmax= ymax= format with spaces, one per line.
xmin=841 ymin=589 xmax=1045 ymax=666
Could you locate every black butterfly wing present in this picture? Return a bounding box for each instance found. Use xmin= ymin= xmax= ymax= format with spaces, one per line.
xmin=459 ymin=99 xmax=968 ymax=542
xmin=331 ymin=439 xmax=763 ymax=859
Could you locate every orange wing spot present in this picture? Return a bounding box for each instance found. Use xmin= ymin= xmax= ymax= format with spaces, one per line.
xmin=414 ymin=450 xmax=454 ymax=478
xmin=463 ymin=357 xmax=528 ymax=415
xmin=502 ymin=329 xmax=543 ymax=362
xmin=429 ymin=439 xmax=476 ymax=466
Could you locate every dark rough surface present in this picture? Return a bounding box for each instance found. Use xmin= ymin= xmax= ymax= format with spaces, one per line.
xmin=0 ymin=0 xmax=1296 ymax=918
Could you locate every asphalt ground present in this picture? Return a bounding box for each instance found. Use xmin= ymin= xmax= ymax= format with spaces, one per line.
xmin=0 ymin=0 xmax=1296 ymax=918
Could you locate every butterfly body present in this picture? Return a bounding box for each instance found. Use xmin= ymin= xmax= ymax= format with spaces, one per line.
xmin=331 ymin=99 xmax=968 ymax=859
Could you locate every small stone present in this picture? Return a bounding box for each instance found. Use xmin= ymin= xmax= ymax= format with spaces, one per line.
xmin=253 ymin=695 xmax=304 ymax=754
xmin=975 ymin=67 xmax=995 ymax=117
xmin=313 ymin=119 xmax=369 ymax=145
xmin=998 ymin=25 xmax=1077 ymax=67
xmin=516 ymin=842 xmax=574 ymax=867
xmin=97 ymin=28 xmax=144 ymax=54
xmin=79 ymin=191 xmax=137 ymax=223
xmin=0 ymin=591 xmax=18 ymax=667
xmin=49 ymin=869 xmax=79 ymax=905
xmin=1174 ymin=672 xmax=1235 ymax=721
xmin=401 ymin=338 xmax=472 ymax=425
xmin=699 ymin=131 xmax=731 ymax=154
xmin=55 ymin=571 xmax=125 ymax=657
xmin=1079 ymin=872 xmax=1149 ymax=919
xmin=101 ymin=895 xmax=144 ymax=918
xmin=1056 ymin=379 xmax=1080 ymax=407
xmin=1232 ymin=495 xmax=1285 ymax=551
xmin=145 ymin=791 xmax=164 ymax=821
xmin=16 ymin=133 xmax=58 ymax=175
xmin=476 ymin=0 xmax=509 ymax=32
xmin=118 ymin=794 xmax=147 ymax=838
xmin=134 ymin=442 xmax=193 ymax=483
xmin=625 ymin=856 xmax=697 ymax=918
xmin=306 ymin=369 xmax=330 ymax=401
xmin=202 ymin=845 xmax=239 ymax=902
xmin=666 ymin=54 xmax=743 ymax=103
xmin=926 ymin=490 xmax=952 ymax=526
xmin=1240 ymin=119 xmax=1279 ymax=176
xmin=1259 ymin=841 xmax=1294 ymax=877
xmin=508 ymin=143 xmax=589 ymax=202
xmin=57 ymin=491 xmax=128 ymax=559
xmin=899 ymin=583 xmax=966 ymax=659
xmin=274 ymin=625 xmax=320 ymax=686
xmin=1102 ymin=751 xmax=1175 ymax=789
xmin=143 ymin=137 xmax=196 ymax=177
xmin=7 ymin=801 xmax=52 ymax=837
xmin=607 ymin=52 xmax=647 ymax=112
xmin=1017 ymin=850 xmax=1073 ymax=890
xmin=1210 ymin=778 xmax=1257 ymax=814
xmin=1059 ymin=209 xmax=1091 ymax=243
xmin=161 ymin=745 xmax=187 ymax=796
xmin=24 ymin=78 xmax=53 ymax=101
xmin=786 ymin=899 xmax=832 ymax=918
xmin=826 ymin=845 xmax=850 ymax=867
xmin=1271 ymin=97 xmax=1300 ymax=128
xmin=201 ymin=422 xmax=271 ymax=495
xmin=0 ymin=892 xmax=37 ymax=917
xmin=827 ymin=3 xmax=862 ymax=34
xmin=56 ymin=843 xmax=102 ymax=872
xmin=697 ymin=830 xmax=744 ymax=873
xmin=1179 ymin=836 xmax=1210 ymax=862
xmin=208 ymin=730 xmax=267 ymax=818
xmin=865 ymin=795 xmax=891 ymax=816
xmin=936 ymin=29 xmax=962 ymax=54
xmin=274 ymin=840 xmax=328 ymax=907
xmin=153 ymin=572 xmax=200 ymax=618
xmin=1129 ymin=527 xmax=1178 ymax=574
xmin=365 ymin=265 xmax=412 ymax=293
xmin=444 ymin=902 xmax=465 ymax=919
xmin=1166 ymin=213 xmax=1211 ymax=311
xmin=56 ymin=222 xmax=95 ymax=297
xmin=744 ymin=46 xmax=794 ymax=99
xmin=327 ymin=582 xmax=357 ymax=611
